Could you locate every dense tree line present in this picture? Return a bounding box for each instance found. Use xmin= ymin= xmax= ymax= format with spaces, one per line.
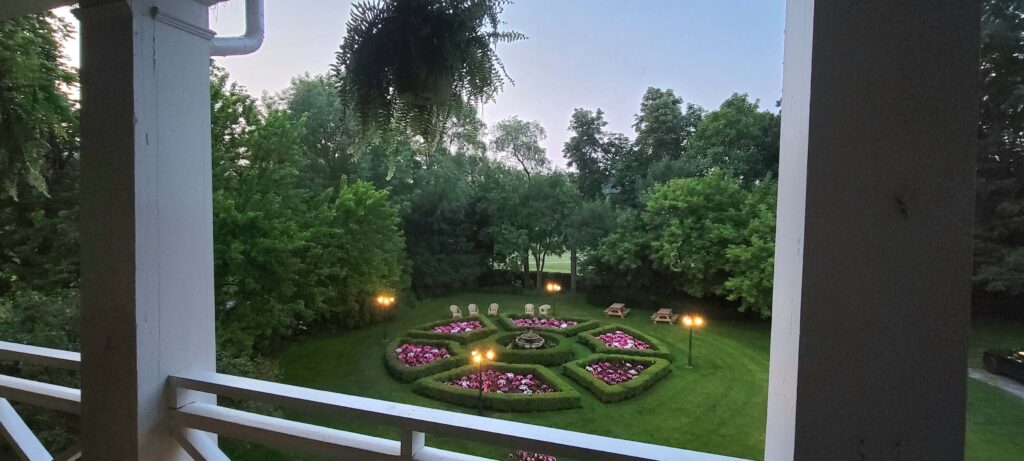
xmin=561 ymin=88 xmax=780 ymax=316
xmin=974 ymin=0 xmax=1024 ymax=318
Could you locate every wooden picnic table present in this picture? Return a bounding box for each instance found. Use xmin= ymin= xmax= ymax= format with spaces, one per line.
xmin=603 ymin=303 xmax=630 ymax=318
xmin=651 ymin=308 xmax=678 ymax=324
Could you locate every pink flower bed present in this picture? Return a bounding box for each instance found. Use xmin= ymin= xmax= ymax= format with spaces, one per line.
xmin=508 ymin=451 xmax=556 ymax=461
xmin=446 ymin=370 xmax=554 ymax=395
xmin=511 ymin=318 xmax=578 ymax=329
xmin=597 ymin=330 xmax=651 ymax=350
xmin=432 ymin=320 xmax=482 ymax=334
xmin=394 ymin=343 xmax=450 ymax=367
xmin=585 ymin=360 xmax=647 ymax=385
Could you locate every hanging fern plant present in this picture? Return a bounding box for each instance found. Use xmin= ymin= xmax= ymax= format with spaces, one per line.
xmin=332 ymin=0 xmax=524 ymax=141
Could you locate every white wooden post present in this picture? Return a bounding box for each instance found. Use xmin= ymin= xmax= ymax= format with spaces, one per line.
xmin=78 ymin=0 xmax=217 ymax=459
xmin=399 ymin=429 xmax=425 ymax=459
xmin=767 ymin=1 xmax=979 ymax=460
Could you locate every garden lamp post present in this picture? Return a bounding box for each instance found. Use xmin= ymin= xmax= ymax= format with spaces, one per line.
xmin=375 ymin=294 xmax=396 ymax=342
xmin=544 ymin=282 xmax=562 ymax=294
xmin=471 ymin=349 xmax=496 ymax=416
xmin=681 ymin=314 xmax=704 ymax=367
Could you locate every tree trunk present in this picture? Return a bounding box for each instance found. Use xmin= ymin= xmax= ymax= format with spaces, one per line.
xmin=522 ymin=250 xmax=530 ymax=288
xmin=535 ymin=253 xmax=544 ymax=291
xmin=570 ymin=247 xmax=578 ymax=293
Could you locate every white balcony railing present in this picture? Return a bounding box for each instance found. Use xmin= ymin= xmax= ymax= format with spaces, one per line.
xmin=0 ymin=341 xmax=81 ymax=461
xmin=0 ymin=341 xmax=748 ymax=461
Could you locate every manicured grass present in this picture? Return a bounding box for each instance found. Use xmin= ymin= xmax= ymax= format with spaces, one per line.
xmin=222 ymin=293 xmax=1024 ymax=461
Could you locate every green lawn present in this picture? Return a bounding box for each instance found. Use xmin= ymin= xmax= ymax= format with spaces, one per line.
xmin=223 ymin=293 xmax=1024 ymax=461
xmin=530 ymin=252 xmax=571 ymax=274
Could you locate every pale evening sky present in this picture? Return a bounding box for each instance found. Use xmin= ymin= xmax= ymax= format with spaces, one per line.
xmin=58 ymin=1 xmax=785 ymax=167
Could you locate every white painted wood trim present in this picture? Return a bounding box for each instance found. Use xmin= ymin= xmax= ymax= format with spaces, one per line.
xmin=170 ymin=371 xmax=748 ymax=461
xmin=175 ymin=427 xmax=230 ymax=461
xmin=0 ymin=374 xmax=81 ymax=415
xmin=0 ymin=398 xmax=52 ymax=461
xmin=0 ymin=341 xmax=81 ymax=371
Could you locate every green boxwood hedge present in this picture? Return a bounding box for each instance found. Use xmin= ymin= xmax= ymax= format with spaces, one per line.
xmin=384 ymin=337 xmax=467 ymax=382
xmin=406 ymin=316 xmax=498 ymax=344
xmin=496 ymin=314 xmax=601 ymax=337
xmin=479 ymin=331 xmax=576 ymax=366
xmin=413 ymin=363 xmax=581 ymax=412
xmin=563 ymin=354 xmax=671 ymax=403
xmin=577 ymin=324 xmax=674 ymax=361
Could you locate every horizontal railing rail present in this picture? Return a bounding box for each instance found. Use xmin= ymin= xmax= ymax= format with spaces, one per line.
xmin=0 ymin=341 xmax=81 ymax=371
xmin=0 ymin=341 xmax=82 ymax=461
xmin=170 ymin=370 xmax=749 ymax=461
xmin=0 ymin=341 xmax=750 ymax=461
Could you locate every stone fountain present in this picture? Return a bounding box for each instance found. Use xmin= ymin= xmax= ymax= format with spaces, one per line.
xmin=514 ymin=329 xmax=546 ymax=349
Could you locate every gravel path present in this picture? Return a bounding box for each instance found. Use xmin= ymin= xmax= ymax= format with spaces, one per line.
xmin=969 ymin=368 xmax=1024 ymax=400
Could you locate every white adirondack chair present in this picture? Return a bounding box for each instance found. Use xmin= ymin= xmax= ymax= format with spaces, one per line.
xmin=524 ymin=303 xmax=535 ymax=317
xmin=487 ymin=303 xmax=499 ymax=315
xmin=450 ymin=305 xmax=462 ymax=319
xmin=467 ymin=304 xmax=479 ymax=316
xmin=538 ymin=304 xmax=552 ymax=317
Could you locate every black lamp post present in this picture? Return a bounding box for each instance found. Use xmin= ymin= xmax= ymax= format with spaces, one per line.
xmin=375 ymin=294 xmax=395 ymax=342
xmin=471 ymin=349 xmax=495 ymax=416
xmin=681 ymin=314 xmax=705 ymax=367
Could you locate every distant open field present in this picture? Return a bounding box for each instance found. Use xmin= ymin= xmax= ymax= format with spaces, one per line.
xmin=530 ymin=252 xmax=571 ymax=274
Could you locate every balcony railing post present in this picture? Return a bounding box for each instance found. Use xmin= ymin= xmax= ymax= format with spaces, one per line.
xmin=78 ymin=1 xmax=219 ymax=459
xmin=399 ymin=429 xmax=425 ymax=459
xmin=767 ymin=0 xmax=980 ymax=460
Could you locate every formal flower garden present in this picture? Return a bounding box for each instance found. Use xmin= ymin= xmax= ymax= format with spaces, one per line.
xmin=238 ymin=292 xmax=1024 ymax=461
xmin=385 ymin=303 xmax=677 ymax=413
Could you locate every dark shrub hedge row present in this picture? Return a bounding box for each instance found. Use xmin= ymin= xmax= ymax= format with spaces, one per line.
xmin=481 ymin=332 xmax=576 ymax=366
xmin=562 ymin=354 xmax=671 ymax=403
xmin=406 ymin=315 xmax=498 ymax=344
xmin=496 ymin=314 xmax=601 ymax=337
xmin=577 ymin=324 xmax=673 ymax=361
xmin=413 ymin=363 xmax=581 ymax=412
xmin=384 ymin=337 xmax=467 ymax=382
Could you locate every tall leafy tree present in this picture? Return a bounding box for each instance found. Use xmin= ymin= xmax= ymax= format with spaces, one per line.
xmin=333 ymin=0 xmax=524 ymax=140
xmin=0 ymin=13 xmax=76 ymax=199
xmin=685 ymin=93 xmax=780 ymax=183
xmin=490 ymin=116 xmax=549 ymax=177
xmin=632 ymin=88 xmax=694 ymax=163
xmin=403 ymin=153 xmax=492 ymax=296
xmin=210 ymin=71 xmax=409 ymax=354
xmin=273 ymin=73 xmax=360 ymax=189
xmin=0 ymin=13 xmax=79 ymax=296
xmin=723 ymin=180 xmax=777 ymax=316
xmin=642 ymin=174 xmax=746 ymax=298
xmin=564 ymin=200 xmax=614 ymax=292
xmin=563 ymin=108 xmax=611 ymax=199
xmin=974 ymin=0 xmax=1024 ymax=314
xmin=611 ymin=88 xmax=703 ymax=205
xmin=481 ymin=169 xmax=574 ymax=288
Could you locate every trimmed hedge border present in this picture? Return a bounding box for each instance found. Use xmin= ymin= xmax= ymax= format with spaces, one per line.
xmin=406 ymin=315 xmax=498 ymax=344
xmin=563 ymin=354 xmax=671 ymax=403
xmin=384 ymin=337 xmax=467 ymax=382
xmin=481 ymin=331 xmax=576 ymax=366
xmin=496 ymin=313 xmax=601 ymax=337
xmin=577 ymin=324 xmax=674 ymax=361
xmin=413 ymin=362 xmax=581 ymax=412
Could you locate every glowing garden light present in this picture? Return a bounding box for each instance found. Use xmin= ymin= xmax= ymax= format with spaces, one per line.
xmin=471 ymin=348 xmax=496 ymax=415
xmin=680 ymin=314 xmax=705 ymax=367
xmin=375 ymin=293 xmax=396 ymax=341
